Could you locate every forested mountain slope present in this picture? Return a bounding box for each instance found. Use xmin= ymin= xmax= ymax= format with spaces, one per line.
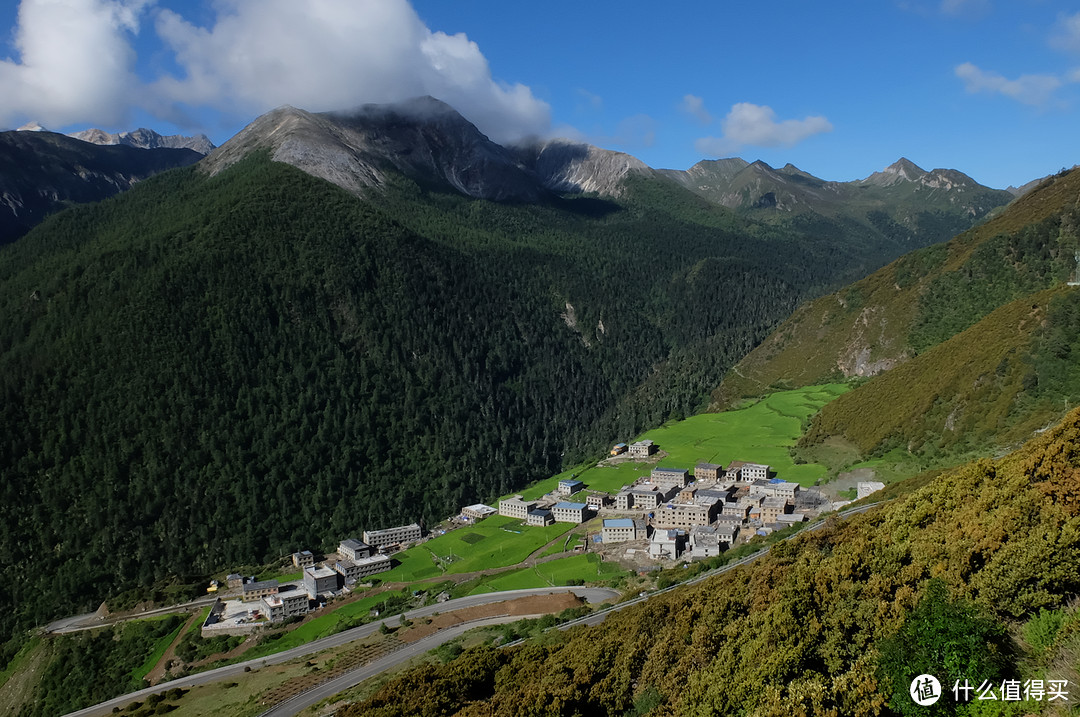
xmin=342 ymin=405 xmax=1080 ymax=717
xmin=0 ymin=130 xmax=202 ymax=245
xmin=0 ymin=145 xmax=875 ymax=648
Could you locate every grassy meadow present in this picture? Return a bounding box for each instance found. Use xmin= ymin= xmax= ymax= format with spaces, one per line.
xmin=551 ymin=384 xmax=851 ymax=494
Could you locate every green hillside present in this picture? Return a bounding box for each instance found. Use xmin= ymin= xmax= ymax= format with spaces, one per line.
xmin=341 ymin=403 xmax=1080 ymax=717
xmin=0 ymin=149 xmax=911 ymax=650
xmin=711 ymin=167 xmax=1080 ymax=412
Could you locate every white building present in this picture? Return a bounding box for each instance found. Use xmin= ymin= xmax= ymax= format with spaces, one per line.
xmin=499 ymin=495 xmax=537 ymax=520
xmin=363 ymin=523 xmax=422 ymax=549
xmin=552 ymin=502 xmax=588 ymax=523
xmin=602 ymin=518 xmax=647 ymax=543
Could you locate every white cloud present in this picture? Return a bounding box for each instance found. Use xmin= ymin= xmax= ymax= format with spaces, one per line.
xmin=680 ymin=94 xmax=712 ymax=125
xmin=0 ymin=0 xmax=150 ymax=128
xmin=955 ymin=62 xmax=1062 ymax=106
xmin=152 ymin=0 xmax=550 ymax=144
xmin=1051 ymin=12 xmax=1080 ymax=54
xmin=694 ymin=102 xmax=832 ymax=156
xmin=0 ymin=0 xmax=551 ymax=144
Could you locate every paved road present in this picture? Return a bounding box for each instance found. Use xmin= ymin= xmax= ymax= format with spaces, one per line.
xmin=46 ymin=593 xmax=224 ymax=634
xmin=63 ymin=586 xmax=618 ymax=717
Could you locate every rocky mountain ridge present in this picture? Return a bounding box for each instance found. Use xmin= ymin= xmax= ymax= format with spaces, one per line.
xmin=68 ymin=127 xmax=216 ymax=155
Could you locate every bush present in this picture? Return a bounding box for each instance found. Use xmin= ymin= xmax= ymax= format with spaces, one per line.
xmin=1023 ymin=608 xmax=1065 ymax=653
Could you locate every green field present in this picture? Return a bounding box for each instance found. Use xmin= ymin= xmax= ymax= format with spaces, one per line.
xmin=376 ymin=517 xmax=573 ymax=583
xmin=562 ymin=384 xmax=850 ymax=493
xmin=467 ymin=554 xmax=628 ymax=595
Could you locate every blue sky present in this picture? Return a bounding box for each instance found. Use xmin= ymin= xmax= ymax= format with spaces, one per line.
xmin=2 ymin=0 xmax=1079 ymax=188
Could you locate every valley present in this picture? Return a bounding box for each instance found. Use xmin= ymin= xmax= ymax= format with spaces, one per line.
xmin=1 ymin=94 xmax=1079 ymax=716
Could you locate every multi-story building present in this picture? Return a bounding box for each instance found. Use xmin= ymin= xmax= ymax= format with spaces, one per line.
xmin=764 ymin=480 xmax=800 ymax=500
xmin=628 ymin=440 xmax=657 ymax=458
xmin=689 ymin=525 xmax=722 ymax=558
xmin=461 ymin=504 xmax=497 ymax=521
xmin=650 ymin=467 xmax=690 ymax=490
xmin=653 ymin=501 xmax=718 ymax=530
xmin=716 ymin=521 xmax=740 ymax=546
xmin=615 ymin=490 xmax=634 ymax=510
xmin=499 ymin=495 xmax=538 ymax=520
xmin=761 ymin=496 xmax=790 ymax=524
xmin=303 ymin=566 xmax=339 ymax=599
xmin=586 ymin=493 xmax=608 ymax=511
xmin=262 ymin=586 xmax=310 ymax=621
xmin=363 ymin=523 xmax=422 ymax=549
xmin=241 ymin=579 xmax=279 ymax=603
xmin=728 ymin=461 xmax=769 ymax=481
xmin=552 ymin=502 xmax=589 ymax=523
xmin=558 ymin=479 xmax=584 ymax=495
xmin=292 ymin=550 xmax=315 ymax=569
xmin=338 ymin=538 xmax=374 ymax=561
xmin=333 ymin=554 xmax=392 ymax=583
xmin=630 ymin=488 xmax=662 ymax=510
xmin=527 ymin=508 xmax=554 ymax=526
xmin=602 ymin=518 xmax=648 ymax=543
xmin=722 ymin=501 xmax=751 ymax=520
xmin=648 ymin=529 xmax=686 ymax=560
xmin=610 ymin=443 xmax=628 ymax=456
xmin=694 ymin=462 xmax=724 ymax=483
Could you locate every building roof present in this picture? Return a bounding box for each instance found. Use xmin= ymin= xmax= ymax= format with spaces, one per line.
xmin=762 ymin=496 xmax=788 ymax=508
xmin=243 ymin=579 xmax=279 ymax=592
xmin=307 ymin=566 xmax=337 ymax=579
xmin=553 ymin=502 xmax=587 ymax=510
xmin=695 ymin=462 xmax=722 ymax=470
xmin=653 ymin=467 xmax=688 ymax=474
xmin=528 ymin=508 xmax=552 ymax=517
xmin=340 ymin=538 xmax=368 ymax=551
xmin=631 ymin=439 xmax=654 ymax=446
xmin=559 ymin=479 xmax=584 ymax=486
xmin=462 ymin=503 xmax=496 ymax=514
xmin=604 ymin=518 xmax=635 ymax=528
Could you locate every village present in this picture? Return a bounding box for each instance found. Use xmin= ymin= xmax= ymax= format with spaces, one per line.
xmin=201 ymin=437 xmax=885 ymax=637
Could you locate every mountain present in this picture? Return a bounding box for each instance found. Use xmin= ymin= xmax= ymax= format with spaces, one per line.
xmin=513 ymin=138 xmax=655 ymax=197
xmin=655 ymin=157 xmax=1013 ymax=266
xmin=340 ymin=407 xmax=1080 ymax=716
xmin=0 ymin=102 xmax=869 ymax=645
xmin=201 ymin=97 xmax=550 ymax=202
xmin=0 ymin=97 xmax=1042 ymax=652
xmin=68 ymin=127 xmax=216 ymax=155
xmin=0 ymin=130 xmax=202 ymax=244
xmin=712 ymin=165 xmax=1080 ymax=460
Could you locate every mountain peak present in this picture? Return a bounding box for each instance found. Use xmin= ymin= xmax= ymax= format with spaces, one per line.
xmin=16 ymin=121 xmax=48 ymax=132
xmin=202 ymin=98 xmax=549 ymax=202
xmin=884 ymin=157 xmax=927 ymax=178
xmin=860 ymin=157 xmax=929 ymax=187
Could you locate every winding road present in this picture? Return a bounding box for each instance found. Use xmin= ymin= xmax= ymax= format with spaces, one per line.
xmin=62 ymin=586 xmax=619 ymax=717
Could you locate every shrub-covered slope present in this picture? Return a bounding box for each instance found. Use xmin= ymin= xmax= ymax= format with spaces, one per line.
xmin=711 ymin=168 xmax=1080 ymax=410
xmin=342 ymin=405 xmax=1080 ymax=717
